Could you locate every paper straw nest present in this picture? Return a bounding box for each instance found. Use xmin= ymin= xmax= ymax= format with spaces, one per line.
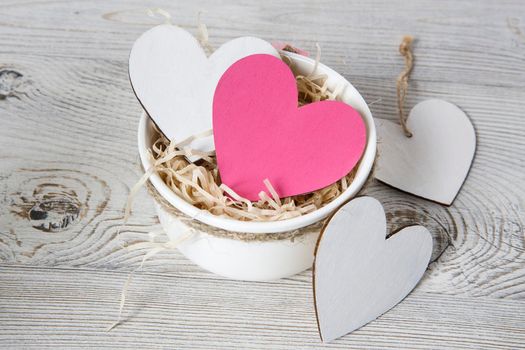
xmin=145 ymin=55 xmax=360 ymax=224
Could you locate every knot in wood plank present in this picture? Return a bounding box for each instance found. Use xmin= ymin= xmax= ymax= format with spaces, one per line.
xmin=0 ymin=69 xmax=24 ymax=99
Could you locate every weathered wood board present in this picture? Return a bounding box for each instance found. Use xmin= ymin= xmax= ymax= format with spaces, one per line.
xmin=0 ymin=0 xmax=524 ymax=348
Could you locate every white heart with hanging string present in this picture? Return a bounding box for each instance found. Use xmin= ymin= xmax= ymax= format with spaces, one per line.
xmin=375 ymin=99 xmax=476 ymax=205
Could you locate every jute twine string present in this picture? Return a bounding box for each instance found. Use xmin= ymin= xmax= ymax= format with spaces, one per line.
xmin=146 ymin=8 xmax=172 ymax=24
xmin=145 ymin=180 xmax=326 ymax=242
xmin=196 ymin=12 xmax=214 ymax=54
xmin=107 ymin=228 xmax=194 ymax=331
xmin=396 ymin=35 xmax=415 ymax=137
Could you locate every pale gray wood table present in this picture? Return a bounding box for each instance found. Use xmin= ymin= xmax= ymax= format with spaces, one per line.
xmin=1 ymin=1 xmax=524 ymax=348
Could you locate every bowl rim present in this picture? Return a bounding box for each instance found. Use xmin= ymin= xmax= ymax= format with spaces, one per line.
xmin=137 ymin=51 xmax=377 ymax=234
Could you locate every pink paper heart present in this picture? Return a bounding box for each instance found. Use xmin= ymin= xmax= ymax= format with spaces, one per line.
xmin=213 ymin=54 xmax=366 ymax=201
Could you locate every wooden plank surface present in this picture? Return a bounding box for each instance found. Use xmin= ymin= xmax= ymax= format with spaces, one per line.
xmin=0 ymin=0 xmax=524 ymax=348
xmin=1 ymin=265 xmax=524 ymax=349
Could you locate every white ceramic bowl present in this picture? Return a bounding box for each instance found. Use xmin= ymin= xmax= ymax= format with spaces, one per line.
xmin=138 ymin=51 xmax=376 ymax=281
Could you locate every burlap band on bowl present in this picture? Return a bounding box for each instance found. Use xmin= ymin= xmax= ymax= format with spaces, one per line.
xmin=146 ymin=180 xmax=325 ymax=242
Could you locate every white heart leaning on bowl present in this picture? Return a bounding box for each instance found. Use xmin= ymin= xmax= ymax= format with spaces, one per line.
xmin=138 ymin=51 xmax=377 ymax=280
xmin=129 ymin=24 xmax=280 ymax=155
xmin=314 ymin=196 xmax=433 ymax=342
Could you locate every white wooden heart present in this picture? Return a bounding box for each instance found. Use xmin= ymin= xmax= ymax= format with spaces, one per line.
xmin=375 ymin=99 xmax=476 ymax=205
xmin=314 ymin=196 xmax=432 ymax=342
xmin=129 ymin=24 xmax=279 ymax=155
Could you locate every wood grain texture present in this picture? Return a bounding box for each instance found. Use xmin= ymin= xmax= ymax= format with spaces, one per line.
xmin=0 ymin=0 xmax=524 ymax=348
xmin=1 ymin=265 xmax=524 ymax=349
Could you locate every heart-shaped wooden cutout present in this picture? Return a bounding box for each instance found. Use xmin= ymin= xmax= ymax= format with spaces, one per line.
xmin=314 ymin=196 xmax=432 ymax=342
xmin=375 ymin=99 xmax=476 ymax=205
xmin=129 ymin=24 xmax=279 ymax=154
xmin=213 ymin=54 xmax=367 ymax=200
